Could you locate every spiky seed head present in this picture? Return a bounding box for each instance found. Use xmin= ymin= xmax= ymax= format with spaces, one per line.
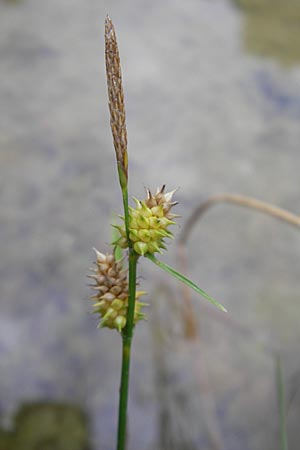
xmin=113 ymin=186 xmax=179 ymax=256
xmin=145 ymin=185 xmax=179 ymax=218
xmin=89 ymin=249 xmax=146 ymax=331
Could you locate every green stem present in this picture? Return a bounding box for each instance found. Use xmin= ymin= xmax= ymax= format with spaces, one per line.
xmin=117 ymin=249 xmax=138 ymax=450
xmin=276 ymin=354 xmax=289 ymax=450
xmin=117 ymin=163 xmax=130 ymax=245
xmin=121 ymin=187 xmax=130 ymax=245
xmin=116 ymin=165 xmax=138 ymax=450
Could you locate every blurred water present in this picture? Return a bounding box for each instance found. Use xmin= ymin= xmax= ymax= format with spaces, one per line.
xmin=1 ymin=0 xmax=300 ymax=448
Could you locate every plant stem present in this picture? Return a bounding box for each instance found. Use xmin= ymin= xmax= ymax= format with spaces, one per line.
xmin=276 ymin=354 xmax=289 ymax=450
xmin=117 ymin=248 xmax=138 ymax=450
xmin=121 ymin=186 xmax=130 ymax=244
xmin=116 ymin=149 xmax=136 ymax=450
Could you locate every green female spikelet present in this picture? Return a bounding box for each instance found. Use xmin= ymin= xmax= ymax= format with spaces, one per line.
xmin=114 ymin=185 xmax=179 ymax=256
xmin=88 ymin=249 xmax=146 ymax=331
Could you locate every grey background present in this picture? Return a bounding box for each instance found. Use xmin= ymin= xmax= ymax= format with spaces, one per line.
xmin=1 ymin=0 xmax=300 ymax=448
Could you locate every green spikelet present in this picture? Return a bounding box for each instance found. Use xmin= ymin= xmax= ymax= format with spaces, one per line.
xmin=88 ymin=249 xmax=146 ymax=331
xmin=114 ymin=185 xmax=179 ymax=256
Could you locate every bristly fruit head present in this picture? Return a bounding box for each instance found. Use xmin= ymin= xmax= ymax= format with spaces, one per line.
xmin=88 ymin=249 xmax=146 ymax=331
xmin=113 ymin=185 xmax=179 ymax=256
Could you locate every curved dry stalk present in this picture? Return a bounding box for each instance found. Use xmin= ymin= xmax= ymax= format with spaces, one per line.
xmin=150 ymin=284 xmax=223 ymax=450
xmin=177 ymin=242 xmax=198 ymax=339
xmin=179 ymin=193 xmax=300 ymax=245
xmin=177 ymin=193 xmax=300 ymax=339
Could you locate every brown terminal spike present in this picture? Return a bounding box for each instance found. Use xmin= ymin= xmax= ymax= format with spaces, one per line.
xmin=105 ymin=15 xmax=128 ymax=181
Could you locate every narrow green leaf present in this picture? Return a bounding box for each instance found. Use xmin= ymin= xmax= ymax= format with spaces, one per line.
xmin=145 ymin=253 xmax=227 ymax=312
xmin=111 ymin=215 xmax=124 ymax=262
xmin=275 ymin=354 xmax=289 ymax=450
xmin=114 ymin=245 xmax=123 ymax=262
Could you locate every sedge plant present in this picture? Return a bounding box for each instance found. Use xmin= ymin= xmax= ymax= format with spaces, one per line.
xmin=88 ymin=16 xmax=227 ymax=450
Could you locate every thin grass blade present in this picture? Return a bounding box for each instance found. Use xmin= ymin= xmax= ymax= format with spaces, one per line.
xmin=146 ymin=253 xmax=227 ymax=312
xmin=111 ymin=216 xmax=124 ymax=262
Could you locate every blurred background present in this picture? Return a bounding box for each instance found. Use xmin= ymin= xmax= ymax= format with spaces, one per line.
xmin=1 ymin=0 xmax=300 ymax=449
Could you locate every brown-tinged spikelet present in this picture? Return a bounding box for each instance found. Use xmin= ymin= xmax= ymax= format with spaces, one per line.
xmin=113 ymin=185 xmax=179 ymax=256
xmin=105 ymin=15 xmax=128 ymax=181
xmin=88 ymin=249 xmax=146 ymax=331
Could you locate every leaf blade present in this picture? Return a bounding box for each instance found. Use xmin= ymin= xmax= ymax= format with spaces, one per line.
xmin=146 ymin=253 xmax=227 ymax=312
xmin=111 ymin=215 xmax=124 ymax=262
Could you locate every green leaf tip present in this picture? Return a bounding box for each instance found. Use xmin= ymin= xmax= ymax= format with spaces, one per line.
xmin=114 ymin=244 xmax=123 ymax=262
xmin=145 ymin=253 xmax=227 ymax=313
xmin=111 ymin=217 xmax=125 ymax=262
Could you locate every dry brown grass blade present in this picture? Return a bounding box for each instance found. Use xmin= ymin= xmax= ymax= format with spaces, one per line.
xmin=150 ymin=284 xmax=223 ymax=450
xmin=177 ymin=243 xmax=198 ymax=339
xmin=177 ymin=192 xmax=300 ymax=340
xmin=105 ymin=16 xmax=128 ymax=179
xmin=179 ymin=193 xmax=300 ymax=245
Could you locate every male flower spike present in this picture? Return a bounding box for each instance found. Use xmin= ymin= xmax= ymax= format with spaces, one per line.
xmin=114 ymin=185 xmax=179 ymax=256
